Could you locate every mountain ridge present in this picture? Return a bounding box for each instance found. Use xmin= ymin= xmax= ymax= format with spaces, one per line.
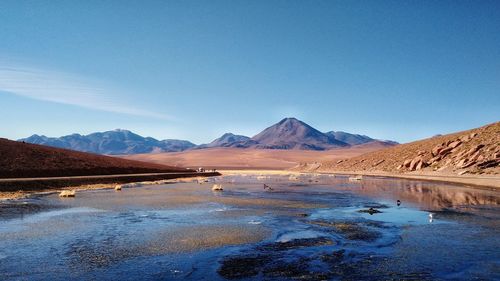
xmin=19 ymin=118 xmax=397 ymax=154
xmin=20 ymin=130 xmax=196 ymax=155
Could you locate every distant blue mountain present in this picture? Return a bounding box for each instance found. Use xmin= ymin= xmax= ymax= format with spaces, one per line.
xmin=325 ymin=131 xmax=375 ymax=146
xmin=19 ymin=129 xmax=196 ymax=155
xmin=196 ymin=133 xmax=255 ymax=149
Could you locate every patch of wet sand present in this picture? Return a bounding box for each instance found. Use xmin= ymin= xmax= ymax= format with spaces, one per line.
xmin=68 ymin=224 xmax=269 ymax=269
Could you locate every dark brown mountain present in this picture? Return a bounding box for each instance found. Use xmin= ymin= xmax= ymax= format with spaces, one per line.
xmin=0 ymin=138 xmax=188 ymax=178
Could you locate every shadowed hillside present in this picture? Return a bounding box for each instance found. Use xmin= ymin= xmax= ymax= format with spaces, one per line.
xmin=0 ymin=138 xmax=189 ymax=178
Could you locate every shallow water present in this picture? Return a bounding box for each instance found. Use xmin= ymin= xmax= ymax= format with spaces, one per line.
xmin=0 ymin=174 xmax=499 ymax=280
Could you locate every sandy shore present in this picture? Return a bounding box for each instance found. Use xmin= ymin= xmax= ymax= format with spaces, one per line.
xmin=219 ymin=169 xmax=304 ymax=176
xmin=0 ymin=175 xmax=216 ymax=200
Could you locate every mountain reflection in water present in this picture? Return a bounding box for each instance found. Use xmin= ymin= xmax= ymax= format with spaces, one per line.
xmin=336 ymin=177 xmax=499 ymax=210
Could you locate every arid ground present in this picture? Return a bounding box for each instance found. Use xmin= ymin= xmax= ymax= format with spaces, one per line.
xmin=121 ymin=142 xmax=389 ymax=170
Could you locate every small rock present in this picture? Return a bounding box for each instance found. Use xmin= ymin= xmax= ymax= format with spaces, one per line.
xmin=212 ymin=184 xmax=223 ymax=191
xmin=59 ymin=190 xmax=75 ymax=197
xmin=456 ymin=158 xmax=468 ymax=168
xmin=409 ymin=156 xmax=423 ymax=171
xmin=477 ymin=155 xmax=485 ymax=162
xmin=466 ymin=144 xmax=484 ymax=157
xmin=462 ymin=160 xmax=477 ymax=169
xmin=403 ymin=159 xmax=412 ymax=168
xmin=432 ymin=145 xmax=444 ymax=157
xmin=459 ymin=134 xmax=471 ymax=142
xmin=455 ymin=150 xmax=467 ymax=159
xmin=448 ymin=140 xmax=462 ymax=149
xmin=417 ymin=150 xmax=426 ymax=156
xmin=439 ymin=147 xmax=453 ymax=156
xmin=469 ymin=151 xmax=481 ymax=162
xmin=415 ymin=160 xmax=427 ymax=170
xmin=429 ymin=156 xmax=441 ymax=164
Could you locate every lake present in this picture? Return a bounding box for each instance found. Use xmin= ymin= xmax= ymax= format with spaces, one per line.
xmin=0 ymin=174 xmax=499 ymax=280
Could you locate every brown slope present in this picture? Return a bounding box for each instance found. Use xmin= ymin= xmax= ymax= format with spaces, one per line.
xmin=0 ymin=138 xmax=188 ymax=178
xmin=319 ymin=122 xmax=500 ymax=176
xmin=121 ymin=145 xmax=387 ymax=170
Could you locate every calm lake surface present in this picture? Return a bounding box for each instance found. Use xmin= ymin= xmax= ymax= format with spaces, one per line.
xmin=0 ymin=174 xmax=499 ymax=280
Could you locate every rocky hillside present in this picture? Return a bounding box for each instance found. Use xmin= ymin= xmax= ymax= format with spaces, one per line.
xmin=318 ymin=122 xmax=500 ymax=176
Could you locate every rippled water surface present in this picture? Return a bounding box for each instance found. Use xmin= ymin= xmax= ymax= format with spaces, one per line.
xmin=0 ymin=174 xmax=499 ymax=280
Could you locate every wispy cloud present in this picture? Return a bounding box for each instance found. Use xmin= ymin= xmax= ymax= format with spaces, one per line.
xmin=0 ymin=62 xmax=172 ymax=120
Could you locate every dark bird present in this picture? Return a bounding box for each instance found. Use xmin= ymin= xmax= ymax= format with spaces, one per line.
xmin=263 ymin=184 xmax=273 ymax=190
xmin=397 ymin=200 xmax=401 ymax=206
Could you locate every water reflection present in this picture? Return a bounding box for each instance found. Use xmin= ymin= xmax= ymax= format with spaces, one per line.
xmin=335 ymin=177 xmax=499 ymax=210
xmin=0 ymin=175 xmax=498 ymax=281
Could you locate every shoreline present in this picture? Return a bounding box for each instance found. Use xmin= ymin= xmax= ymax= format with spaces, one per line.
xmin=219 ymin=169 xmax=500 ymax=191
xmin=0 ymin=172 xmax=220 ymax=200
xmin=3 ymin=169 xmax=498 ymax=201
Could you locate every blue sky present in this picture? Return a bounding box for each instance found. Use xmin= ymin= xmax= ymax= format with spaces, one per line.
xmin=0 ymin=0 xmax=499 ymax=144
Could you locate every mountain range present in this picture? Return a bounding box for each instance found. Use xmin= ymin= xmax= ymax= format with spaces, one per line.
xmin=19 ymin=118 xmax=397 ymax=155
xmin=20 ymin=130 xmax=196 ymax=155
